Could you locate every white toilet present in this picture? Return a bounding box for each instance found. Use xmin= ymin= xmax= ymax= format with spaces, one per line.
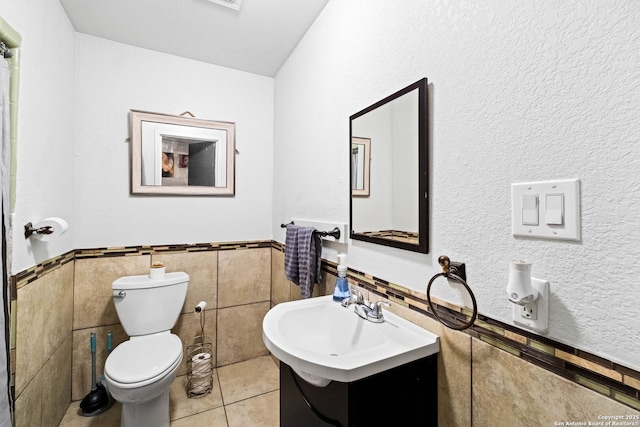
xmin=104 ymin=271 xmax=189 ymax=427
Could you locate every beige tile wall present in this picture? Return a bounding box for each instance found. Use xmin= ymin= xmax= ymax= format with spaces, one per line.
xmin=71 ymin=247 xmax=271 ymax=401
xmin=216 ymin=248 xmax=271 ymax=365
xmin=13 ymin=244 xmax=640 ymax=426
xmin=152 ymin=251 xmax=218 ymax=315
xmin=472 ymin=339 xmax=640 ymax=425
xmin=270 ymin=249 xmax=290 ymax=305
xmin=15 ymin=261 xmax=74 ymax=427
xmin=15 ymin=246 xmax=273 ymax=419
xmin=218 ymin=249 xmax=270 ymax=308
xmin=74 ymin=255 xmax=151 ymax=330
xmin=271 ymin=248 xmax=333 ymax=302
xmin=217 ymin=302 xmax=270 ymax=366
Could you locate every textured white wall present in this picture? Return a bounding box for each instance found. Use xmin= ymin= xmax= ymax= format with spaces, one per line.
xmin=73 ymin=34 xmax=274 ymax=250
xmin=274 ymin=0 xmax=640 ymax=370
xmin=3 ymin=0 xmax=76 ymax=274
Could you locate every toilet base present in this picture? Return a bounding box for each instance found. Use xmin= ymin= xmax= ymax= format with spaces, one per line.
xmin=121 ymin=389 xmax=169 ymax=427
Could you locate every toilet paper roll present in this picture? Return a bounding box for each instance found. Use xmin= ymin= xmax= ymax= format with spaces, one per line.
xmin=189 ymin=352 xmax=213 ymax=395
xmin=192 ymin=352 xmax=212 ymax=363
xmin=32 ymin=217 xmax=68 ymax=242
xmin=195 ymin=301 xmax=207 ymax=312
xmin=191 ymin=353 xmax=213 ymax=380
xmin=149 ymin=262 xmax=165 ymax=280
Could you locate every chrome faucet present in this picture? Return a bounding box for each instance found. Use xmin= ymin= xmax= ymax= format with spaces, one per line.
xmin=340 ymin=286 xmax=391 ymax=323
xmin=355 ymin=299 xmax=391 ymax=323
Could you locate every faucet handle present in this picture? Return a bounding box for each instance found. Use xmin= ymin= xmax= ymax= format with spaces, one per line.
xmin=350 ymin=286 xmax=364 ymax=304
xmin=371 ymin=300 xmax=390 ymax=316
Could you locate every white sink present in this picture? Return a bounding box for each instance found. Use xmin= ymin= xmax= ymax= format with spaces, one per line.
xmin=262 ymin=295 xmax=439 ymax=385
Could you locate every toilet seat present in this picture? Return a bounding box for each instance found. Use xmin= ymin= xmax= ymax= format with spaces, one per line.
xmin=105 ymin=333 xmax=183 ymax=389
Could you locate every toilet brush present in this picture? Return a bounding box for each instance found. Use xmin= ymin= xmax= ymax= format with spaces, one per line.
xmin=99 ymin=331 xmax=115 ymax=409
xmin=80 ymin=332 xmax=110 ymax=417
xmin=97 ymin=331 xmax=115 ymax=410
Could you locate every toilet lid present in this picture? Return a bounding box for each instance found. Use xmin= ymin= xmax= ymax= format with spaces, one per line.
xmin=105 ymin=333 xmax=183 ymax=385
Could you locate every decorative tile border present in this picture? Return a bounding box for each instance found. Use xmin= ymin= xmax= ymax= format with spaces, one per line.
xmin=312 ymin=256 xmax=640 ymax=412
xmin=272 ymin=240 xmax=285 ymax=253
xmin=13 ymin=240 xmax=272 ymax=293
xmin=12 ymin=251 xmax=75 ymax=294
xmin=74 ymin=240 xmax=271 ymax=259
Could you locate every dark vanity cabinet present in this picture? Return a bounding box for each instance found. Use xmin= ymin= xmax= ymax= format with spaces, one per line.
xmin=280 ymin=355 xmax=438 ymax=427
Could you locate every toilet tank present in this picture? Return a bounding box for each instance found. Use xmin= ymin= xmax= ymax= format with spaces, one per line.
xmin=112 ymin=272 xmax=189 ymax=336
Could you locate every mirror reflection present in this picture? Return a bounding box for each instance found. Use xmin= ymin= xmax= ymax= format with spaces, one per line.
xmin=349 ymin=78 xmax=428 ymax=253
xmin=130 ymin=110 xmax=235 ymax=195
xmin=351 ymin=137 xmax=370 ymax=196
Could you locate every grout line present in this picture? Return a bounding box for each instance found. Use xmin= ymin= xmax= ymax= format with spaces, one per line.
xmin=222 ymin=405 xmax=230 ymax=427
xmin=223 ymin=388 xmax=280 ymax=407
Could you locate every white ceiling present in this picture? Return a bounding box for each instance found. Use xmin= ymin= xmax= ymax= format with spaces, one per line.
xmin=59 ymin=0 xmax=329 ymax=77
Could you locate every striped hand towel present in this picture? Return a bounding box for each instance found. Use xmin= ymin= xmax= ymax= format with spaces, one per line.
xmin=284 ymin=224 xmax=322 ymax=298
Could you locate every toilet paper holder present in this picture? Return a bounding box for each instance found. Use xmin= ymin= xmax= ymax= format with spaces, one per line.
xmin=24 ymin=222 xmax=53 ymax=238
xmin=24 ymin=217 xmax=68 ymax=241
xmin=186 ymin=301 xmax=213 ymax=398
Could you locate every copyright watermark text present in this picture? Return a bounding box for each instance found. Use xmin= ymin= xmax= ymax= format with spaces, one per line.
xmin=553 ymin=414 xmax=640 ymax=426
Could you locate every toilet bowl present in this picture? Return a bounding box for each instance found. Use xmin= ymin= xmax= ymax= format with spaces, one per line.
xmin=105 ymin=332 xmax=182 ymax=426
xmin=104 ymin=271 xmax=189 ymax=427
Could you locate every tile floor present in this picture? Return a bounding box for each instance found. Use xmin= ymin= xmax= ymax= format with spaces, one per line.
xmin=58 ymin=356 xmax=280 ymax=427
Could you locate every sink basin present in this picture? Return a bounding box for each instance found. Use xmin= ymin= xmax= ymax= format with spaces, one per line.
xmin=262 ymin=295 xmax=439 ymax=384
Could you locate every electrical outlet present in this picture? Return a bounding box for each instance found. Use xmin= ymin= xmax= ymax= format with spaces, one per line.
xmin=513 ymin=278 xmax=549 ymax=333
xmin=521 ymin=303 xmax=538 ymax=320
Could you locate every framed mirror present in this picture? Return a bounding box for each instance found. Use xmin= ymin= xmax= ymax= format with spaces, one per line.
xmin=130 ymin=110 xmax=235 ymax=195
xmin=349 ymin=78 xmax=428 ymax=253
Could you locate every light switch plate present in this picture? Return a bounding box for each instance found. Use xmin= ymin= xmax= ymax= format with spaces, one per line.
xmin=511 ymin=179 xmax=580 ymax=241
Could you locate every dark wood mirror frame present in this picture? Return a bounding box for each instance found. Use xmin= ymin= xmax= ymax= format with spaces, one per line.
xmin=349 ymin=78 xmax=429 ymax=253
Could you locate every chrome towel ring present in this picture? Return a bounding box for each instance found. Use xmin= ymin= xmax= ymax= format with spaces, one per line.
xmin=426 ymin=255 xmax=478 ymax=330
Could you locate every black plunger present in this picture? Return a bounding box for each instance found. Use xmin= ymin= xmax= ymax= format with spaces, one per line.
xmin=80 ymin=332 xmax=109 ymax=416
